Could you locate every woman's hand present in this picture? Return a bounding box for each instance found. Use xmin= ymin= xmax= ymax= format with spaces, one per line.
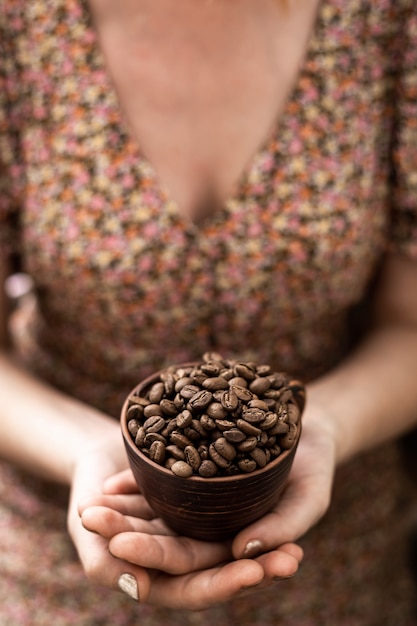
xmin=78 ymin=397 xmax=337 ymax=609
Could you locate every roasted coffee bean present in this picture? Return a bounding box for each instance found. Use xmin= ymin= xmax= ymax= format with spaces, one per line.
xmin=213 ymin=437 xmax=237 ymax=461
xmin=238 ymin=458 xmax=257 ymax=473
xmin=200 ymin=414 xmax=216 ymax=431
xmin=223 ymin=428 xmax=246 ymax=444
xmin=209 ymin=444 xmax=232 ymax=469
xmin=160 ymin=372 xmax=176 ymax=396
xmin=249 ymin=376 xmax=271 ymax=395
xmin=202 ymin=351 xmax=225 ymax=363
xmin=237 ymin=436 xmax=258 ymax=452
xmin=160 ymin=399 xmax=178 ymax=416
xmin=170 ymin=431 xmax=192 ymax=449
xmin=198 ymin=444 xmax=209 ymax=460
xmin=144 ymin=432 xmax=167 ymax=446
xmin=184 ymin=445 xmax=202 ymax=471
xmin=260 ymin=412 xmax=278 ymax=430
xmin=231 ymin=385 xmax=253 ymax=402
xmin=202 ymin=376 xmax=230 ymax=391
xmin=256 ymin=364 xmax=272 ymax=376
xmin=128 ymin=394 xmax=150 ymax=407
xmin=234 ymin=363 xmax=257 ymax=381
xmin=184 ymin=426 xmax=203 ymax=443
xmin=198 ymin=460 xmax=218 ymax=477
xmin=215 ymin=419 xmax=236 ymax=431
xmin=127 ymin=404 xmax=144 ymax=420
xmin=135 ymin=426 xmax=146 ymax=447
xmin=287 ymin=402 xmax=301 ymax=424
xmin=206 ymin=402 xmax=228 ymax=420
xmin=165 ymin=457 xmax=177 ymax=470
xmin=250 ymin=447 xmax=267 ymax=468
xmin=171 ymin=460 xmax=194 ymax=478
xmin=127 ymin=418 xmax=139 ymax=438
xmin=268 ymin=372 xmax=289 ymax=389
xmin=191 ymin=418 xmax=208 ymax=438
xmin=201 ymin=361 xmax=223 ymax=377
xmin=248 ymin=399 xmax=270 ymax=411
xmin=143 ymin=415 xmax=166 ymax=433
xmin=166 ymin=444 xmax=186 ymax=460
xmin=176 ymin=409 xmax=193 ymax=429
xmin=280 ymin=422 xmax=298 ymax=449
xmin=242 ymin=407 xmax=265 ymax=424
xmin=180 ymin=384 xmax=201 ymax=400
xmin=174 ymin=377 xmax=193 ymax=393
xmin=143 ymin=403 xmax=164 ymax=418
xmin=221 ymin=388 xmax=239 ymax=411
xmin=149 ymin=441 xmax=166 ymax=465
xmin=189 ymin=390 xmax=213 ymax=410
xmin=279 ymin=388 xmax=294 ymax=403
xmin=236 ymin=419 xmax=262 ymax=437
xmin=228 ymin=376 xmax=248 ymax=388
xmin=173 ymin=394 xmax=185 ymax=410
xmin=269 ymin=419 xmax=290 ymax=436
xmin=148 ymin=382 xmax=165 ymax=404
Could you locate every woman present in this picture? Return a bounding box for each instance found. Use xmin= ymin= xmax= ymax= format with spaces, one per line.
xmin=1 ymin=0 xmax=417 ymax=623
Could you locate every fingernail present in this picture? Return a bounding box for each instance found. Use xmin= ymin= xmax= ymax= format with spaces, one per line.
xmin=117 ymin=573 xmax=139 ymax=601
xmin=242 ymin=539 xmax=264 ymax=559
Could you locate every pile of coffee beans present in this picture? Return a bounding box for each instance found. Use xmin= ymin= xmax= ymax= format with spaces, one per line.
xmin=126 ymin=353 xmax=305 ymax=478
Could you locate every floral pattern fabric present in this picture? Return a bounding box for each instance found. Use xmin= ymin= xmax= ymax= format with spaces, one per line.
xmin=1 ymin=0 xmax=417 ymax=624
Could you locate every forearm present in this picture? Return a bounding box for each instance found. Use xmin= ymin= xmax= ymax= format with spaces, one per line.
xmin=0 ymin=351 xmax=121 ymax=484
xmin=308 ymin=324 xmax=417 ymax=464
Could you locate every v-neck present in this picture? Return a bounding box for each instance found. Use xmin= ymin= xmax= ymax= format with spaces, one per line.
xmin=81 ymin=0 xmax=325 ymax=227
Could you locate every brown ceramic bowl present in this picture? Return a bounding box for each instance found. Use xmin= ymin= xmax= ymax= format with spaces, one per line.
xmin=120 ymin=360 xmax=304 ymax=542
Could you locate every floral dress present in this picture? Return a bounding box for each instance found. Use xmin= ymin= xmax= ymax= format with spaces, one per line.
xmin=1 ymin=0 xmax=417 ymax=624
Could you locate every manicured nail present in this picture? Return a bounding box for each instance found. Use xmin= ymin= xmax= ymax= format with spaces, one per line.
xmin=117 ymin=573 xmax=139 ymax=601
xmin=242 ymin=539 xmax=264 ymax=559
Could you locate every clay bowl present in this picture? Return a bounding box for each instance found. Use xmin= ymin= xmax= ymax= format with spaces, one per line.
xmin=121 ymin=361 xmax=304 ymax=542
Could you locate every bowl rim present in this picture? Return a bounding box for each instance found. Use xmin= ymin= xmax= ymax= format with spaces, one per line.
xmin=120 ymin=362 xmax=303 ymax=484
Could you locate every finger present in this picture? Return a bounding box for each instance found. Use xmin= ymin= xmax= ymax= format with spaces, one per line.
xmin=146 ymin=560 xmax=265 ymax=610
xmin=78 ymin=493 xmax=156 ymax=519
xmin=109 ymin=530 xmax=233 ymax=574
xmin=233 ymin=439 xmax=334 ymax=559
xmin=104 ymin=469 xmax=139 ymax=495
xmin=81 ymin=506 xmax=170 ymax=538
xmin=254 ymin=543 xmax=303 ymax=580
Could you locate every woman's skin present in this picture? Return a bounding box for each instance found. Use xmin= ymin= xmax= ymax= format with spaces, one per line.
xmin=2 ymin=0 xmax=417 ymax=611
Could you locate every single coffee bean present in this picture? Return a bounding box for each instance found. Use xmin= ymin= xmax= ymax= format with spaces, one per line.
xmin=248 ymin=399 xmax=270 ymax=411
xmin=171 ymin=460 xmax=194 ymax=478
xmin=160 ymin=372 xmax=176 ymax=395
xmin=214 ymin=437 xmax=237 ymax=461
xmin=143 ymin=415 xmax=166 ymax=433
xmin=215 ymin=419 xmax=236 ymax=431
xmin=160 ymin=398 xmax=178 ymax=416
xmin=128 ymin=394 xmax=150 ymax=407
xmin=287 ymin=402 xmax=301 ymax=424
xmin=201 ymin=361 xmax=223 ymax=377
xmin=269 ymin=419 xmax=290 ymax=436
xmin=165 ymin=444 xmax=186 ymax=460
xmin=170 ymin=431 xmax=192 ymax=449
xmin=221 ymin=388 xmax=239 ymax=411
xmin=250 ymin=447 xmax=267 ymax=468
xmin=237 ymin=458 xmax=257 ymax=473
xmin=234 ymin=363 xmax=257 ymax=381
xmin=256 ymin=364 xmax=272 ymax=376
xmin=180 ymin=384 xmax=201 ymax=400
xmin=176 ymin=409 xmax=193 ymax=429
xmin=236 ymin=419 xmax=262 ymax=437
xmin=127 ymin=404 xmax=144 ymax=420
xmin=228 ymin=376 xmax=248 ymax=388
xmin=260 ymin=412 xmax=278 ymax=430
xmin=237 ymin=436 xmax=258 ymax=452
xmin=206 ymin=402 xmax=228 ymax=420
xmin=174 ymin=377 xmax=193 ymax=393
xmin=149 ymin=441 xmax=166 ymax=465
xmin=223 ymin=428 xmax=246 ymax=444
xmin=148 ymin=382 xmax=165 ymax=404
xmin=135 ymin=426 xmax=146 ymax=447
xmin=144 ymin=432 xmax=167 ymax=446
xmin=279 ymin=388 xmax=294 ymax=403
xmin=280 ymin=422 xmax=298 ymax=449
xmin=209 ymin=444 xmax=232 ymax=469
xmin=242 ymin=407 xmax=265 ymax=424
xmin=200 ymin=414 xmax=216 ymax=431
xmin=198 ymin=460 xmax=218 ymax=477
xmin=189 ymin=390 xmax=213 ymax=410
xmin=249 ymin=376 xmax=271 ymax=395
xmin=143 ymin=403 xmax=164 ymax=418
xmin=127 ymin=418 xmax=139 ymax=438
xmin=202 ymin=351 xmax=225 ymax=364
xmin=202 ymin=376 xmax=230 ymax=391
xmin=184 ymin=445 xmax=202 ymax=471
xmin=231 ymin=385 xmax=253 ymax=402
